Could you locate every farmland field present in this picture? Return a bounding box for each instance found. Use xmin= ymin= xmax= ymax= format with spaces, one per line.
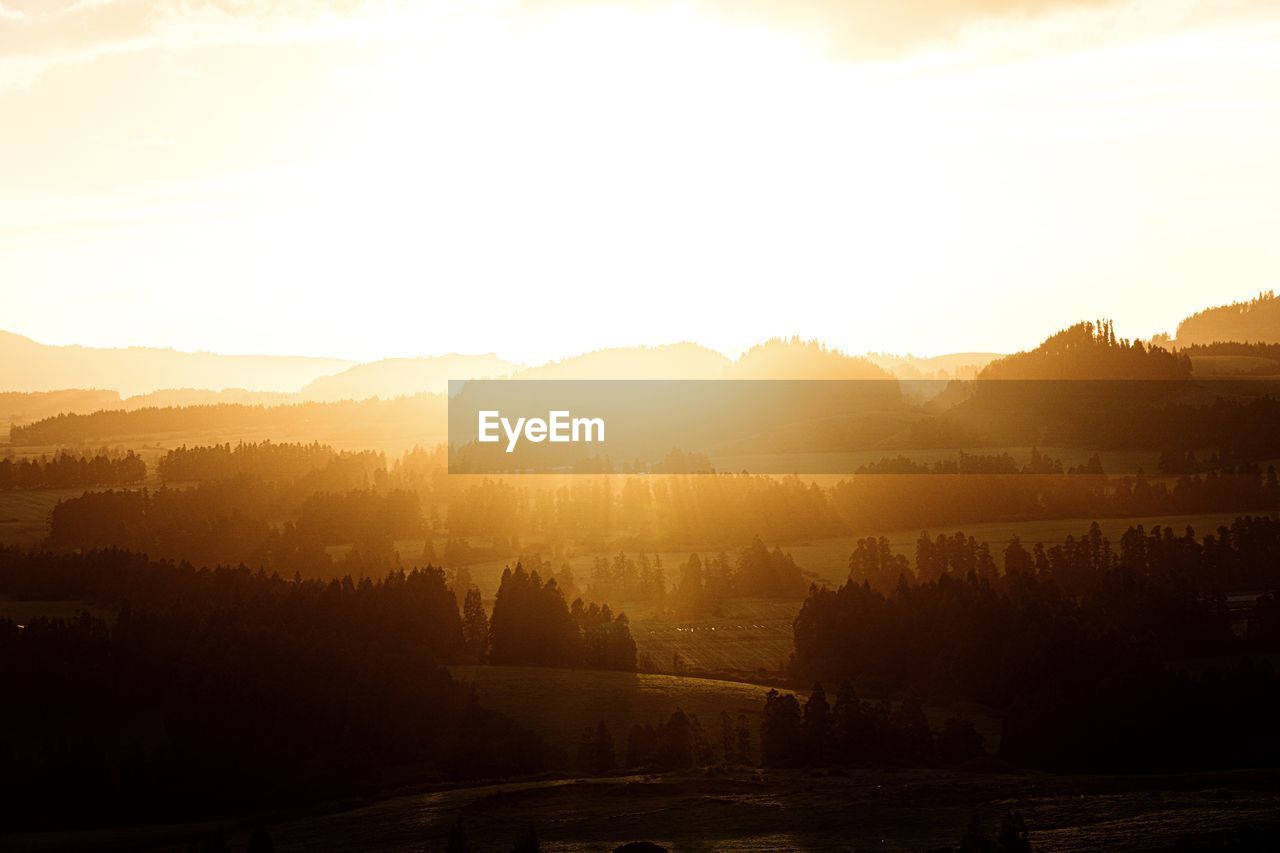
xmin=0 ymin=487 xmax=88 ymax=547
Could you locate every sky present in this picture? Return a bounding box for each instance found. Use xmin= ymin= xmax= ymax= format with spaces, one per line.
xmin=1 ymin=0 xmax=1278 ymax=364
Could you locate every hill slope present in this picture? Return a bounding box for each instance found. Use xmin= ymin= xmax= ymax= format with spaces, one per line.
xmin=0 ymin=331 xmax=351 ymax=397
xmin=1176 ymin=291 xmax=1280 ymax=346
xmin=300 ymin=354 xmax=521 ymax=400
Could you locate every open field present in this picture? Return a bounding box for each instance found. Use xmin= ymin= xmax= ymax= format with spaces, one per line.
xmin=627 ymin=599 xmax=797 ymax=679
xmin=0 ymin=487 xmax=88 ymax=547
xmin=12 ymin=766 xmax=1280 ymax=852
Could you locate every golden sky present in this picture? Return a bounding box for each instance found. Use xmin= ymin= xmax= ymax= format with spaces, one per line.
xmin=2 ymin=0 xmax=1277 ymax=363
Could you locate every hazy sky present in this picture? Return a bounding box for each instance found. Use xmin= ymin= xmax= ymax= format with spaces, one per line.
xmin=2 ymin=0 xmax=1277 ymax=363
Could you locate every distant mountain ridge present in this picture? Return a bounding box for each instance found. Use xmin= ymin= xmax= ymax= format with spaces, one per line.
xmin=0 ymin=331 xmax=352 ymax=398
xmin=301 ymin=354 xmax=522 ymax=400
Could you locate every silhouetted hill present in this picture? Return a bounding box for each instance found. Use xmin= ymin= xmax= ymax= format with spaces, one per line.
xmin=979 ymin=321 xmax=1191 ymax=380
xmin=0 ymin=390 xmax=122 ymax=434
xmin=300 ymin=354 xmax=521 ymax=400
xmin=122 ymin=388 xmax=294 ymax=409
xmin=864 ymin=352 xmax=1001 ymax=381
xmin=1176 ymin=291 xmax=1280 ymax=346
xmin=0 ymin=331 xmax=352 ymax=397
xmin=7 ymin=395 xmax=446 ymax=449
xmin=514 ymin=343 xmax=731 ymax=379
xmin=728 ymin=338 xmax=892 ymax=380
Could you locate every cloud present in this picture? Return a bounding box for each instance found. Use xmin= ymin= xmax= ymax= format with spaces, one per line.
xmin=0 ymin=0 xmax=397 ymax=89
xmin=522 ymin=0 xmax=1127 ymax=57
xmin=0 ymin=0 xmax=1268 ymax=92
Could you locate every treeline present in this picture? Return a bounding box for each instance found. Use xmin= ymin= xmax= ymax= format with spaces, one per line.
xmin=0 ymin=450 xmax=145 ymax=490
xmin=855 ymin=448 xmax=1103 ymax=476
xmin=0 ymin=550 xmax=544 ymax=831
xmin=441 ymin=468 xmax=1280 ymax=549
xmin=583 ymin=539 xmax=808 ymax=613
xmin=158 ymin=440 xmax=384 ymax=488
xmin=485 ymin=563 xmax=637 ymax=670
xmin=978 ymin=320 xmax=1192 ymax=380
xmin=41 ymin=461 xmax=1280 ymax=580
xmin=793 ymin=517 xmax=1280 ymax=772
xmin=1175 ymin=290 xmax=1280 ymax=346
xmin=572 ymin=710 xmax=752 ymax=775
xmin=759 ymin=684 xmax=985 ymax=768
xmin=667 ymin=539 xmax=808 ymax=615
xmin=569 ymin=685 xmax=987 ymax=775
xmin=47 ymin=481 xmax=424 ymax=578
xmin=932 ymin=381 xmax=1280 ymax=459
xmin=7 ymin=395 xmax=446 ymax=445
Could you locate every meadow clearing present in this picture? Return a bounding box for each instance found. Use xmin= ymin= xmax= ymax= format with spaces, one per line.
xmin=0 ymin=487 xmax=89 ymax=547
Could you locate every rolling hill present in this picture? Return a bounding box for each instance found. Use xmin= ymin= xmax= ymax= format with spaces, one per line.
xmin=0 ymin=331 xmax=352 ymax=397
xmin=299 ymin=354 xmax=521 ymax=400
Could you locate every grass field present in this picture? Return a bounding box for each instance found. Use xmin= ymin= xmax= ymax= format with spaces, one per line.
xmin=626 ymin=598 xmax=797 ymax=679
xmin=0 ymin=487 xmax=89 ymax=547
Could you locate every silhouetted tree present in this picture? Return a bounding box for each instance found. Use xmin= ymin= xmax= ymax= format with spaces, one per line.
xmin=760 ymin=690 xmax=803 ymax=767
xmin=461 ymin=588 xmax=489 ymax=661
xmin=802 ymin=682 xmax=832 ymax=765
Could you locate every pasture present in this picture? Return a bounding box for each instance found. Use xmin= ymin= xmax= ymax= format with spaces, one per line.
xmin=0 ymin=487 xmax=86 ymax=547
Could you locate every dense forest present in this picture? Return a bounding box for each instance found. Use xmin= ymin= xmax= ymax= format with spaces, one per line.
xmin=31 ymin=439 xmax=1280 ymax=582
xmin=978 ymin=321 xmax=1191 ymax=381
xmin=485 ymin=563 xmax=638 ymax=670
xmin=8 ymin=395 xmax=446 ymax=445
xmin=794 ymin=517 xmax=1280 ymax=772
xmin=0 ymin=551 xmax=545 ymax=831
xmin=0 ymin=450 xmax=145 ymax=490
xmin=1175 ymin=291 xmax=1280 ymax=346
